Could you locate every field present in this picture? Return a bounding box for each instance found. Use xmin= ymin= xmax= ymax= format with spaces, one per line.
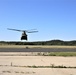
xmin=0 ymin=45 xmax=76 ymax=48
xmin=0 ymin=45 xmax=76 ymax=75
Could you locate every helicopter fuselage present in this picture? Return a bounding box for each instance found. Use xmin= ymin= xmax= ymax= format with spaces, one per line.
xmin=21 ymin=31 xmax=27 ymax=40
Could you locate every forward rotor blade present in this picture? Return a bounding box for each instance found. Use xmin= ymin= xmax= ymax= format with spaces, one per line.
xmin=7 ymin=28 xmax=23 ymax=32
xmin=7 ymin=28 xmax=38 ymax=33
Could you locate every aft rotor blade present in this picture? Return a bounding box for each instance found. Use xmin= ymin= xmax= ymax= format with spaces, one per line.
xmin=7 ymin=28 xmax=23 ymax=32
xmin=24 ymin=29 xmax=37 ymax=32
xmin=26 ymin=29 xmax=37 ymax=31
xmin=27 ymin=31 xmax=38 ymax=33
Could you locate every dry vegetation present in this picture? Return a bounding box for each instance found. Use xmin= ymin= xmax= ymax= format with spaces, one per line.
xmin=0 ymin=52 xmax=76 ymax=56
xmin=0 ymin=45 xmax=76 ymax=48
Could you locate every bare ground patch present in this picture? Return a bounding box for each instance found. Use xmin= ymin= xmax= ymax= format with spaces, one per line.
xmin=0 ymin=66 xmax=76 ymax=75
xmin=0 ymin=54 xmax=76 ymax=75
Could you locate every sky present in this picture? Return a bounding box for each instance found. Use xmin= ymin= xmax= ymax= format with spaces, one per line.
xmin=0 ymin=0 xmax=76 ymax=41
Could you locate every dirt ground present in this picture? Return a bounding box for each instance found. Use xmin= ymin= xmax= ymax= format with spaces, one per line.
xmin=0 ymin=66 xmax=76 ymax=75
xmin=0 ymin=54 xmax=76 ymax=75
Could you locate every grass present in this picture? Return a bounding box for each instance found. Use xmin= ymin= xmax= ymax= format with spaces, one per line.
xmin=1 ymin=63 xmax=76 ymax=69
xmin=1 ymin=64 xmax=76 ymax=69
xmin=0 ymin=52 xmax=76 ymax=56
xmin=36 ymin=52 xmax=76 ymax=56
xmin=47 ymin=52 xmax=76 ymax=56
xmin=8 ymin=65 xmax=76 ymax=68
xmin=2 ymin=71 xmax=11 ymax=73
xmin=15 ymin=71 xmax=19 ymax=73
xmin=27 ymin=65 xmax=76 ymax=68
xmin=0 ymin=45 xmax=76 ymax=48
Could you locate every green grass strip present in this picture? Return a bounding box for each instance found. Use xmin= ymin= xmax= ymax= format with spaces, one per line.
xmin=47 ymin=52 xmax=76 ymax=56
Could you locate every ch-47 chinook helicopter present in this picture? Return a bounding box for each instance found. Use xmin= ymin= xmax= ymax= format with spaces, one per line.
xmin=7 ymin=28 xmax=38 ymax=40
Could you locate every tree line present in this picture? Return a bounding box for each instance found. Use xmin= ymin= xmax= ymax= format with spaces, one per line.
xmin=0 ymin=40 xmax=76 ymax=46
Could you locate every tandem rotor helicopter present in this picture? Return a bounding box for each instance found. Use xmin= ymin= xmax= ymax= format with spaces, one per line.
xmin=7 ymin=28 xmax=38 ymax=40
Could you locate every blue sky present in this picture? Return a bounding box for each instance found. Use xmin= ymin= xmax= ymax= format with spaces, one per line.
xmin=0 ymin=0 xmax=76 ymax=41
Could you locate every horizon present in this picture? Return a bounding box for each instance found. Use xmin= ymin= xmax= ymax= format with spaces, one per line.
xmin=0 ymin=39 xmax=76 ymax=42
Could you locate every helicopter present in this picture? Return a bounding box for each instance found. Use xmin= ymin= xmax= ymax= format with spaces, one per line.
xmin=7 ymin=28 xmax=38 ymax=40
